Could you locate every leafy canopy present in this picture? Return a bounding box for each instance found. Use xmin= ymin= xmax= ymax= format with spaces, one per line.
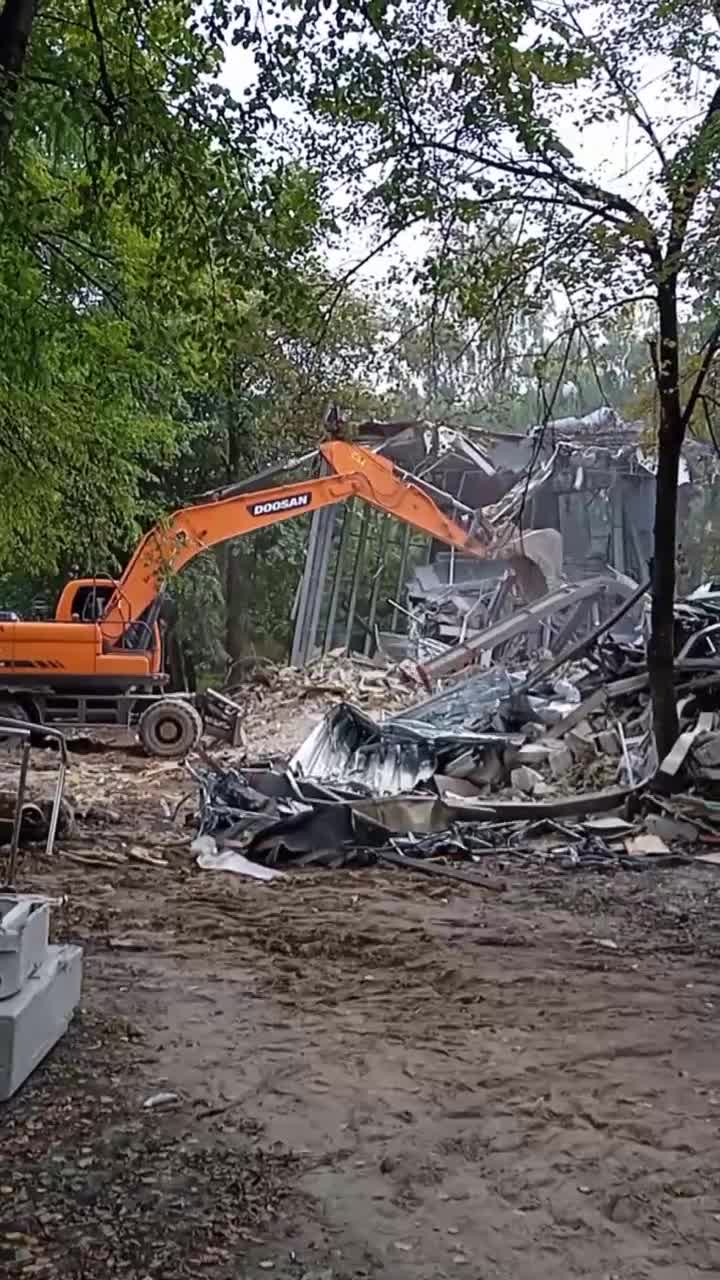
xmin=0 ymin=0 xmax=328 ymax=572
xmin=238 ymin=0 xmax=720 ymax=352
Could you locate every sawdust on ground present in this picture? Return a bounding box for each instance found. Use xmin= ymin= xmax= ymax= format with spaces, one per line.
xmin=228 ymin=654 xmax=425 ymax=759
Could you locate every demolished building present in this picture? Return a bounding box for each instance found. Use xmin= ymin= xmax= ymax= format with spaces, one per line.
xmin=193 ymin=409 xmax=720 ymax=884
xmin=290 ymin=407 xmax=720 ymax=668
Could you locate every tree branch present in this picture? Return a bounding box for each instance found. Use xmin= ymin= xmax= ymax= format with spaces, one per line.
xmin=666 ymin=81 xmax=720 ymax=264
xmin=495 ymin=186 xmax=639 ymax=232
xmin=413 ymin=138 xmax=663 ymax=263
xmin=700 ymin=395 xmax=720 ymax=460
xmin=557 ymin=0 xmax=669 ymax=179
xmin=34 ymin=236 xmax=126 ymax=316
xmin=681 ymin=317 xmax=720 ymax=430
xmin=361 ymin=0 xmax=418 ymax=143
xmin=86 ymin=0 xmax=117 ymax=119
xmin=39 ymin=228 xmax=116 ymax=265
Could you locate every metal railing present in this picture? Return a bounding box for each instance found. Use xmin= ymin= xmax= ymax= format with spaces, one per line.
xmin=0 ymin=720 xmax=68 ymax=885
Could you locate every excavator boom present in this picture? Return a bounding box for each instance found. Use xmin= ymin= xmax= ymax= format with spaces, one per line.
xmin=102 ymin=441 xmax=489 ymax=634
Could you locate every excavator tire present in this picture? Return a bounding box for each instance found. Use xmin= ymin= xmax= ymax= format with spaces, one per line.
xmin=138 ymin=698 xmax=203 ymax=759
xmin=0 ymin=700 xmax=32 ymax=752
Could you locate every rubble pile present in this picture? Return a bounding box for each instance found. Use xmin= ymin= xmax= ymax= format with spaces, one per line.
xmin=231 ymin=651 xmax=421 ymax=711
xmin=226 ymin=651 xmax=425 ymax=757
xmin=182 ymin=411 xmax=720 ymax=885
xmin=188 ymin=588 xmax=720 ymax=884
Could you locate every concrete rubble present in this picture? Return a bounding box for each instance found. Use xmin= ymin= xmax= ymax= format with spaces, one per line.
xmin=224 ymin=652 xmax=425 ymax=758
xmin=187 ymin=580 xmax=720 ymax=883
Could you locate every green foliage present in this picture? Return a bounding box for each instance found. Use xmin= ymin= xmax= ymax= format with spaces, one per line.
xmin=0 ymin=0 xmax=331 ymax=574
xmin=166 ymin=560 xmax=228 ymax=678
xmin=0 ymin=0 xmax=392 ymax=671
xmin=156 ymin=282 xmax=386 ymax=672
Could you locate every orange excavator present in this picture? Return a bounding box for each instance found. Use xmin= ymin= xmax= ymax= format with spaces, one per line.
xmin=0 ymin=440 xmax=495 ymax=756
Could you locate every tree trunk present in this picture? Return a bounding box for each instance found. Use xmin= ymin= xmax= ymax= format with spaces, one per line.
xmin=225 ymin=543 xmax=250 ymax=668
xmin=648 ymin=280 xmax=684 ymax=760
xmin=223 ymin=400 xmax=252 ymax=669
xmin=0 ymin=0 xmax=38 ymax=160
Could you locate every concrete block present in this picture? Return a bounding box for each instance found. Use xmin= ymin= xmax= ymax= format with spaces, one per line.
xmin=511 ymin=766 xmax=543 ymax=794
xmin=645 ymin=813 xmax=699 ymax=844
xmin=467 ymin=751 xmax=504 ymax=787
xmin=565 ymin=722 xmax=598 ymax=763
xmin=514 ymin=743 xmax=554 ymax=766
xmin=0 ymin=897 xmax=50 ymax=1001
xmin=547 ymin=745 xmax=573 ymax=780
xmin=532 ymin=699 xmax=579 ymax=726
xmin=597 ymin=729 xmax=621 ymax=756
xmin=0 ymin=945 xmax=82 ymax=1101
xmin=533 ymin=781 xmax=556 ymax=798
xmin=692 ymin=732 xmax=720 ymax=770
xmin=519 ymin=722 xmax=544 ymax=741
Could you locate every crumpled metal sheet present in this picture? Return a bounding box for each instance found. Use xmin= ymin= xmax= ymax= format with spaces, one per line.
xmin=289 ymin=672 xmax=524 ymax=796
xmin=188 ymin=753 xmax=644 ymax=876
xmin=289 ymin=703 xmax=436 ymax=796
xmin=391 ymin=666 xmax=516 ymax=733
xmin=247 ymin=801 xmax=391 ymax=864
xmin=189 ymin=761 xmax=310 ymax=841
xmin=351 ymin=784 xmax=638 ymax=829
xmin=483 ymin=448 xmax=559 ymax=528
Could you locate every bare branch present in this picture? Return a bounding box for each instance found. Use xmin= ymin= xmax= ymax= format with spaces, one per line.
xmin=666 ymin=82 xmax=720 ymax=263
xmin=700 ymin=395 xmax=720 ymax=459
xmin=681 ymin=317 xmax=720 ymax=430
xmin=86 ymin=0 xmax=118 ymax=118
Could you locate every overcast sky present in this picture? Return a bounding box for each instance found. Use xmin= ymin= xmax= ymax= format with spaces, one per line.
xmin=222 ymin=31 xmax=714 ymax=280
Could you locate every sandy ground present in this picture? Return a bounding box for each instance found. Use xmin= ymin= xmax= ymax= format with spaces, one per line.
xmin=2 ymin=746 xmax=720 ymax=1278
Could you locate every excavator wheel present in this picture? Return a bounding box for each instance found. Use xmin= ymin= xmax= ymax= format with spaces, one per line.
xmin=138 ymin=699 xmax=203 ymax=759
xmin=0 ymin=700 xmax=32 ymax=752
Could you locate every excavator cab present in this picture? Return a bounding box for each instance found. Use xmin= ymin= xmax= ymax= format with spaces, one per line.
xmin=55 ymin=579 xmax=116 ymax=623
xmin=52 ymin=579 xmax=163 ymax=669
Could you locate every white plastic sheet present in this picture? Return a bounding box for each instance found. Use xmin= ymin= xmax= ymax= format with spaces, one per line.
xmin=191 ymin=835 xmax=284 ymax=881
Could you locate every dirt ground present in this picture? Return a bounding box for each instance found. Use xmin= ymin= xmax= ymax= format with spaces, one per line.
xmin=3 ymin=743 xmax=720 ymax=1279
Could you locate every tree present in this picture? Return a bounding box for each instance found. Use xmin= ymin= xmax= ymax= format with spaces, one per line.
xmin=157 ymin=279 xmax=386 ymax=676
xmin=384 ymin=266 xmax=653 ymax=429
xmin=240 ymin=0 xmax=720 ymax=756
xmin=0 ymin=0 xmax=331 ymax=574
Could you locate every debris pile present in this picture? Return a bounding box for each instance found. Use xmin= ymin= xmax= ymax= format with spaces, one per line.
xmin=414 ymin=575 xmax=645 ymax=682
xmin=229 ymin=650 xmax=421 ymax=709
xmin=188 ymin=583 xmax=720 ymax=884
xmin=225 ymin=651 xmax=426 ymax=757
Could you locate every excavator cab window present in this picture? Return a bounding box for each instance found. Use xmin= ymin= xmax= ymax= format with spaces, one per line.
xmin=120 ymin=620 xmax=155 ymax=651
xmin=115 ymin=600 xmax=163 ymax=654
xmin=70 ymin=585 xmax=114 ymax=621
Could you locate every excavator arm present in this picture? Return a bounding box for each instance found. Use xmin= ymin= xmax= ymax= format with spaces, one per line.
xmin=102 ymin=441 xmax=491 ymax=636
